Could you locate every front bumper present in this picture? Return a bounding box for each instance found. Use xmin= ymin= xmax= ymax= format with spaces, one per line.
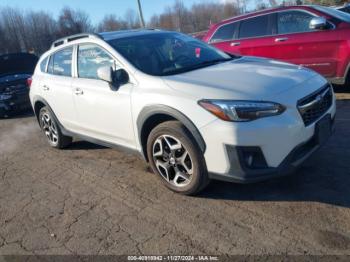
xmin=209 ymin=115 xmax=335 ymax=183
xmin=200 ymin=94 xmax=336 ymax=183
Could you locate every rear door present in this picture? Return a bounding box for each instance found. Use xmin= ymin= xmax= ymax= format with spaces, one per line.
xmin=40 ymin=46 xmax=77 ymax=130
xmin=272 ymin=10 xmax=339 ymax=77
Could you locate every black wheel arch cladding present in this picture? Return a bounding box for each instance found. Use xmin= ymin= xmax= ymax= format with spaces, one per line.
xmin=137 ymin=105 xmax=206 ymax=161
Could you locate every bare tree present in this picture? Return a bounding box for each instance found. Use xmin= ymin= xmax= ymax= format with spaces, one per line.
xmin=98 ymin=14 xmax=128 ymax=32
xmin=124 ymin=9 xmax=140 ymax=29
xmin=57 ymin=7 xmax=93 ymax=37
xmin=25 ymin=11 xmax=57 ymax=54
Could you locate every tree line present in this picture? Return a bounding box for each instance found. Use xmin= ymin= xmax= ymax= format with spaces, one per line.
xmin=0 ymin=0 xmax=347 ymax=55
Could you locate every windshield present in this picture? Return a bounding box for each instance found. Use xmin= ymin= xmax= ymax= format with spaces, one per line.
xmin=108 ymin=32 xmax=233 ymax=76
xmin=313 ymin=5 xmax=350 ymax=23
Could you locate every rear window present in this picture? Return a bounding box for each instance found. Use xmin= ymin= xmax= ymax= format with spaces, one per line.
xmin=239 ymin=15 xmax=271 ymax=38
xmin=48 ymin=47 xmax=73 ymax=77
xmin=210 ymin=22 xmax=238 ymax=43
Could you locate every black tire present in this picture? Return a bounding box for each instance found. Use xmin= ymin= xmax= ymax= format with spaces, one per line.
xmin=147 ymin=120 xmax=210 ymax=195
xmin=39 ymin=106 xmax=72 ymax=149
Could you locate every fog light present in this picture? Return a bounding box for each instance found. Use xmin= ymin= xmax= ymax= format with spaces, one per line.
xmin=238 ymin=147 xmax=268 ymax=169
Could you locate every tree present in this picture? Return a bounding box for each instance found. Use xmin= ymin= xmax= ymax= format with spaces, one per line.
xmin=57 ymin=7 xmax=93 ymax=37
xmin=25 ymin=11 xmax=57 ymax=54
xmin=124 ymin=9 xmax=140 ymax=29
xmin=98 ymin=14 xmax=128 ymax=32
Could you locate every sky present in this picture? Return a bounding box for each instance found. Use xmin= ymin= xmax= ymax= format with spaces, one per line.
xmin=0 ymin=0 xmax=219 ymax=24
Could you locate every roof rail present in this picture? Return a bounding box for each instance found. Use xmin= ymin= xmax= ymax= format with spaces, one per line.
xmin=50 ymin=33 xmax=102 ymax=49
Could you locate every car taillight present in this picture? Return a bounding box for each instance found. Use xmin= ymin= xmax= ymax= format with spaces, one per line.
xmin=26 ymin=77 xmax=32 ymax=88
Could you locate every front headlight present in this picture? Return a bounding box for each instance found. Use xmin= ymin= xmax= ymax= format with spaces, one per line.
xmin=0 ymin=94 xmax=12 ymax=101
xmin=198 ymin=100 xmax=285 ymax=122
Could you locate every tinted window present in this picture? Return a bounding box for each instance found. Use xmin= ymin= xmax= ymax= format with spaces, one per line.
xmin=210 ymin=22 xmax=238 ymax=43
xmin=78 ymin=44 xmax=114 ymax=79
xmin=277 ymin=11 xmax=314 ymax=34
xmin=40 ymin=57 xmax=48 ymax=72
xmin=239 ymin=15 xmax=270 ymax=38
xmin=50 ymin=47 xmax=73 ymax=76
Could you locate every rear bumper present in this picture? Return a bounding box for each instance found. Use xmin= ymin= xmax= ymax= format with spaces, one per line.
xmin=209 ymin=116 xmax=335 ymax=183
xmin=0 ymin=96 xmax=31 ymax=117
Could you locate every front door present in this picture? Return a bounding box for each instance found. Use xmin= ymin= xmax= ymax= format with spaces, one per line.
xmin=71 ymin=44 xmax=135 ymax=148
xmin=272 ymin=10 xmax=339 ymax=77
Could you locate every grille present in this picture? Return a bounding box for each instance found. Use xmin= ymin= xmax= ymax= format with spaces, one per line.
xmin=297 ymin=84 xmax=333 ymax=126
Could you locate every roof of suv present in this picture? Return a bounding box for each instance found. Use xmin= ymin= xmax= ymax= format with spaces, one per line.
xmin=50 ymin=29 xmax=169 ymax=49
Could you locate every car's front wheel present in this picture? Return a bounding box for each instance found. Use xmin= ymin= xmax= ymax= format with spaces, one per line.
xmin=147 ymin=121 xmax=210 ymax=195
xmin=39 ymin=106 xmax=72 ymax=149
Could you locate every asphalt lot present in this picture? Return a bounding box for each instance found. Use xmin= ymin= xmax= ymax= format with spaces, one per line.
xmin=0 ymin=90 xmax=350 ymax=256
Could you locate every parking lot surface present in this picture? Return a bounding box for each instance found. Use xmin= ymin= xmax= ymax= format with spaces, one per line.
xmin=1 ymin=92 xmax=350 ymax=255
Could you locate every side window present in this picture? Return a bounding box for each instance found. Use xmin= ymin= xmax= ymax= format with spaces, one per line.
xmin=47 ymin=48 xmax=72 ymax=76
xmin=40 ymin=57 xmax=48 ymax=73
xmin=277 ymin=11 xmax=314 ymax=34
xmin=78 ymin=44 xmax=114 ymax=80
xmin=239 ymin=15 xmax=271 ymax=39
xmin=210 ymin=22 xmax=238 ymax=43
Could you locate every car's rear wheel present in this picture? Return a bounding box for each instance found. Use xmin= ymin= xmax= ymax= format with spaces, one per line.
xmin=147 ymin=121 xmax=210 ymax=195
xmin=39 ymin=106 xmax=72 ymax=149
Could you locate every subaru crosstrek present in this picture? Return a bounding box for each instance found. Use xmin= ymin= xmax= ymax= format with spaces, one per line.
xmin=29 ymin=30 xmax=336 ymax=195
xmin=203 ymin=5 xmax=350 ymax=87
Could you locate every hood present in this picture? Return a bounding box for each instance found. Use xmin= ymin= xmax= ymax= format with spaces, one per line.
xmin=0 ymin=53 xmax=38 ymax=76
xmin=163 ymin=56 xmax=319 ymax=100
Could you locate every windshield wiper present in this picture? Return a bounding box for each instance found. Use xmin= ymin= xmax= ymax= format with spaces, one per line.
xmin=162 ymin=58 xmax=233 ymax=76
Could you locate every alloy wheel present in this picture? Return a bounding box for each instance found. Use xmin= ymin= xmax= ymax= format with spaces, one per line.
xmin=40 ymin=112 xmax=58 ymax=145
xmin=152 ymin=135 xmax=193 ymax=187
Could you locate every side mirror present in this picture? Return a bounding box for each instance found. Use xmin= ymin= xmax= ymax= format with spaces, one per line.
xmin=309 ymin=17 xmax=327 ymax=30
xmin=113 ymin=68 xmax=129 ymax=87
xmin=97 ymin=66 xmax=129 ymax=90
xmin=97 ymin=66 xmax=113 ymax=83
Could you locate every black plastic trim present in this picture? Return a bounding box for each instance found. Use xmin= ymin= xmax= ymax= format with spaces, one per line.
xmin=32 ymin=96 xmax=141 ymax=156
xmin=137 ymin=105 xmax=206 ymax=160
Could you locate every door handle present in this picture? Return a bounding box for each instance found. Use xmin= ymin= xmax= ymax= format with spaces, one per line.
xmin=230 ymin=42 xmax=240 ymax=47
xmin=275 ymin=37 xmax=288 ymax=42
xmin=74 ymin=88 xmax=84 ymax=95
xmin=43 ymin=85 xmax=50 ymax=91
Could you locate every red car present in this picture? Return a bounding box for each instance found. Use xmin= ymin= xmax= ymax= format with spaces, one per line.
xmin=203 ymin=5 xmax=350 ymax=87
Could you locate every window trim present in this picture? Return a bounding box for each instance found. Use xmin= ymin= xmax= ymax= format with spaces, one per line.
xmin=208 ymin=8 xmax=335 ymax=44
xmin=47 ymin=45 xmax=74 ymax=77
xmin=75 ymin=43 xmax=119 ymax=80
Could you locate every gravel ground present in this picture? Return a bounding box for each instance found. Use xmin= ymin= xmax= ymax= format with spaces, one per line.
xmin=0 ymin=90 xmax=350 ymax=256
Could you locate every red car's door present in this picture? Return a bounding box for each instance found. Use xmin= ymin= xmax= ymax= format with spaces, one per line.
xmin=233 ymin=14 xmax=279 ymax=59
xmin=272 ymin=10 xmax=340 ymax=77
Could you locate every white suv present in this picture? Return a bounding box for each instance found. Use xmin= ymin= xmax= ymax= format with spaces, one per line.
xmin=30 ymin=30 xmax=336 ymax=195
